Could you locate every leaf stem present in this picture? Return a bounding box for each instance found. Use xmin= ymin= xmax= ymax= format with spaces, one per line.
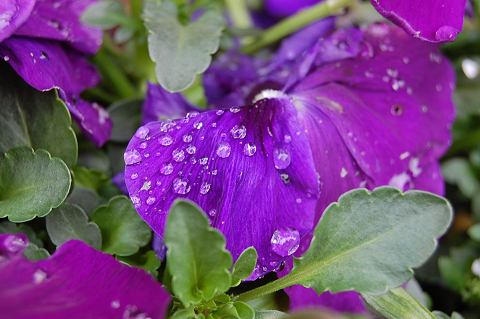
xmin=241 ymin=0 xmax=355 ymax=54
xmin=224 ymin=0 xmax=253 ymax=29
xmin=235 ymin=273 xmax=299 ymax=303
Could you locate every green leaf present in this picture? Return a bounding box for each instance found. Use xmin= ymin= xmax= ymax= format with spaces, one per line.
xmin=23 ymin=243 xmax=50 ymax=261
xmin=254 ymin=310 xmax=291 ymax=319
xmin=438 ymin=256 xmax=467 ymax=292
xmin=0 ymin=63 xmax=77 ymax=168
xmin=164 ymin=199 xmax=232 ymax=307
xmin=468 ymin=223 xmax=480 ymax=241
xmin=361 ymin=288 xmax=436 ymax=319
xmin=0 ymin=147 xmax=71 ymax=222
xmin=81 ymin=0 xmax=128 ymax=29
xmin=46 ymin=203 xmax=102 ymax=250
xmin=0 ymin=221 xmax=44 ymax=247
xmin=171 ymin=306 xmax=196 ymax=319
xmin=441 ymin=158 xmax=479 ymax=198
xmin=288 ymin=187 xmax=452 ymax=295
xmin=143 ymin=0 xmax=225 ymax=92
xmin=233 ymin=302 xmax=255 ymax=319
xmin=107 ymin=98 xmax=143 ymax=143
xmin=91 ymin=196 xmax=151 ymax=256
xmin=72 ymin=166 xmax=111 ymax=192
xmin=66 ymin=185 xmax=100 ymax=217
xmin=116 ymin=250 xmax=161 ymax=277
xmin=432 ymin=312 xmax=466 ymax=319
xmin=231 ymin=246 xmax=257 ymax=287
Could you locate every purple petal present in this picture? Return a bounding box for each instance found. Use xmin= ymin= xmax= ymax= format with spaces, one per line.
xmin=0 ymin=234 xmax=170 ymax=319
xmin=14 ymin=0 xmax=102 ymax=54
xmin=142 ymin=82 xmax=201 ymax=125
xmin=112 ymin=171 xmax=128 ymax=194
xmin=0 ymin=36 xmax=112 ymax=146
xmin=0 ymin=0 xmax=36 ymax=42
xmin=124 ymin=97 xmax=319 ymax=279
xmin=371 ymin=0 xmax=467 ymax=43
xmin=263 ymin=0 xmax=323 ymax=17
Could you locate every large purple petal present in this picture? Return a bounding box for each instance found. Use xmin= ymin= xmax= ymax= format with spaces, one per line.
xmin=142 ymin=82 xmax=201 ymax=125
xmin=124 ymin=96 xmax=319 ymax=279
xmin=0 ymin=0 xmax=36 ymax=42
xmin=0 ymin=36 xmax=112 ymax=146
xmin=263 ymin=0 xmax=323 ymax=17
xmin=371 ymin=0 xmax=467 ymax=43
xmin=0 ymin=234 xmax=170 ymax=319
xmin=14 ymin=0 xmax=102 ymax=54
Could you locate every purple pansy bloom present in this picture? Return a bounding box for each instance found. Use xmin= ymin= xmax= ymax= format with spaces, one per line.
xmin=124 ymin=22 xmax=455 ymax=286
xmin=263 ymin=0 xmax=467 ymax=43
xmin=0 ymin=0 xmax=112 ymax=146
xmin=0 ymin=233 xmax=170 ymax=319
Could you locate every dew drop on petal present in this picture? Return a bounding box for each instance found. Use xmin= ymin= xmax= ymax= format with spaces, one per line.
xmin=183 ymin=134 xmax=193 ymax=143
xmin=32 ymin=269 xmax=47 ymax=284
xmin=216 ymin=110 xmax=224 ymax=116
xmin=280 ymin=173 xmax=290 ymax=184
xmin=186 ymin=111 xmax=199 ymax=118
xmin=284 ymin=135 xmax=292 ymax=144
xmin=135 ymin=126 xmax=149 ymax=139
xmin=212 ymin=169 xmax=218 ymax=175
xmin=199 ymin=157 xmax=208 ymax=165
xmin=230 ymin=125 xmax=247 ymax=139
xmin=273 ymin=148 xmax=291 ymax=169
xmin=270 ymin=228 xmax=300 ymax=257
xmin=186 ymin=145 xmax=196 ymax=154
xmin=172 ymin=148 xmax=185 ymax=162
xmin=146 ymin=197 xmax=156 ymax=205
xmin=139 ymin=142 xmax=147 ymax=149
xmin=160 ymin=162 xmax=174 ymax=175
xmin=216 ymin=141 xmax=231 ymax=158
xmin=4 ymin=235 xmax=27 ymax=253
xmin=243 ymin=142 xmax=256 ymax=156
xmin=172 ymin=177 xmax=191 ymax=194
xmin=229 ymin=107 xmax=241 ymax=113
xmin=111 ymin=300 xmax=120 ymax=309
xmin=158 ymin=134 xmax=173 ymax=146
xmin=130 ymin=173 xmax=138 ymax=180
xmin=208 ymin=209 xmax=217 ymax=217
xmin=193 ymin=121 xmax=203 ymax=130
xmin=124 ymin=150 xmax=142 ymax=165
xmin=131 ymin=196 xmax=140 ymax=207
xmin=435 ymin=25 xmax=457 ymax=42
xmin=200 ymin=182 xmax=211 ymax=195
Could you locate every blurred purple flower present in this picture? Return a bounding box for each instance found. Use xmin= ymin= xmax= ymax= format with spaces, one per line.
xmin=123 ymin=22 xmax=455 ymax=287
xmin=263 ymin=0 xmax=467 ymax=43
xmin=0 ymin=0 xmax=112 ymax=146
xmin=0 ymin=233 xmax=170 ymax=319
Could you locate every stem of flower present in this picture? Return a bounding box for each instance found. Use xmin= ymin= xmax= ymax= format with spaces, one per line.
xmin=235 ymin=272 xmax=301 ymax=303
xmin=241 ymin=0 xmax=355 ymax=54
xmin=224 ymin=0 xmax=253 ymax=29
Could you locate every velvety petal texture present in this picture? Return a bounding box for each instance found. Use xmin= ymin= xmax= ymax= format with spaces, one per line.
xmin=0 ymin=0 xmax=36 ymax=42
xmin=0 ymin=36 xmax=112 ymax=146
xmin=14 ymin=0 xmax=103 ymax=54
xmin=124 ymin=97 xmax=320 ymax=279
xmin=0 ymin=234 xmax=170 ymax=319
xmin=142 ymin=82 xmax=201 ymax=125
xmin=371 ymin=0 xmax=467 ymax=43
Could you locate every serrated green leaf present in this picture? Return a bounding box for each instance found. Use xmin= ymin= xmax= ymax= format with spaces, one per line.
xmin=46 ymin=203 xmax=102 ymax=250
xmin=233 ymin=302 xmax=255 ymax=319
xmin=91 ymin=195 xmax=151 ymax=256
xmin=254 ymin=310 xmax=291 ymax=319
xmin=164 ymin=199 xmax=232 ymax=307
xmin=0 ymin=63 xmax=77 ymax=168
xmin=107 ymin=98 xmax=143 ymax=142
xmin=117 ymin=250 xmax=161 ymax=277
xmin=0 ymin=147 xmax=71 ymax=222
xmin=438 ymin=256 xmax=467 ymax=291
xmin=361 ymin=288 xmax=436 ymax=319
xmin=231 ymin=246 xmax=257 ymax=287
xmin=143 ymin=0 xmax=225 ymax=92
xmin=287 ymin=187 xmax=452 ymax=295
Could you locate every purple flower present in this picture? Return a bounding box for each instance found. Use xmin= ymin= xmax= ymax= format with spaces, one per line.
xmin=263 ymin=0 xmax=467 ymax=43
xmin=124 ymin=22 xmax=455 ymax=285
xmin=0 ymin=0 xmax=112 ymax=146
xmin=0 ymin=233 xmax=171 ymax=319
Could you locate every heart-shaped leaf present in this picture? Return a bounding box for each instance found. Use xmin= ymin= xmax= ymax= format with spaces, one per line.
xmin=143 ymin=0 xmax=225 ymax=92
xmin=231 ymin=247 xmax=257 ymax=287
xmin=0 ymin=147 xmax=71 ymax=222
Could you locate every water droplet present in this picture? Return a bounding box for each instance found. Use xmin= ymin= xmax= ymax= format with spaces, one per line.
xmin=156 ymin=180 xmax=162 ymax=186
xmin=284 ymin=135 xmax=292 ymax=143
xmin=158 ymin=134 xmax=173 ymax=146
xmin=135 ymin=126 xmax=149 ymax=138
xmin=139 ymin=142 xmax=147 ymax=149
xmin=183 ymin=134 xmax=192 ymax=143
xmin=124 ymin=150 xmax=142 ymax=165
xmin=421 ymin=105 xmax=428 ymax=113
xmin=340 ymin=167 xmax=348 ymax=178
xmin=208 ymin=209 xmax=216 ymax=217
xmin=193 ymin=121 xmax=203 ymax=129
xmin=242 ymin=142 xmax=256 ymax=156
xmin=186 ymin=145 xmax=196 ymax=154
xmin=146 ymin=197 xmax=156 ymax=205
xmin=186 ymin=111 xmax=199 ymax=118
xmin=4 ymin=56 xmax=9 ymax=61
xmin=160 ymin=162 xmax=173 ymax=175
xmin=230 ymin=125 xmax=247 ymax=139
xmin=190 ymin=158 xmax=197 ymax=164
xmin=172 ymin=149 xmax=185 ymax=162
xmin=230 ymin=107 xmax=241 ymax=113
xmin=212 ymin=169 xmax=218 ymax=175
xmin=462 ymin=58 xmax=480 ymax=79
xmin=386 ymin=68 xmax=398 ymax=78
xmin=436 ymin=84 xmax=442 ymax=92
xmin=4 ymin=235 xmax=27 ymax=253
xmin=211 ymin=123 xmax=217 ymax=127
xmin=130 ymin=173 xmax=138 ymax=180
xmin=199 ymin=157 xmax=208 ymax=165
xmin=364 ymin=71 xmax=374 ymax=79
xmin=111 ymin=300 xmax=120 ymax=309
xmin=280 ymin=173 xmax=290 ymax=184
xmin=270 ymin=228 xmax=300 ymax=257
xmin=296 ymin=198 xmax=302 ymax=204
xmin=273 ymin=148 xmax=291 ymax=169
xmin=435 ymin=25 xmax=458 ymax=42
xmin=216 ymin=142 xmax=231 ymax=158
xmin=391 ymin=104 xmax=403 ymax=116
xmin=216 ymin=110 xmax=224 ymax=115
xmin=33 ymin=269 xmax=47 ymax=284
xmin=172 ymin=177 xmax=191 ymax=194
xmin=200 ymin=182 xmax=211 ymax=195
